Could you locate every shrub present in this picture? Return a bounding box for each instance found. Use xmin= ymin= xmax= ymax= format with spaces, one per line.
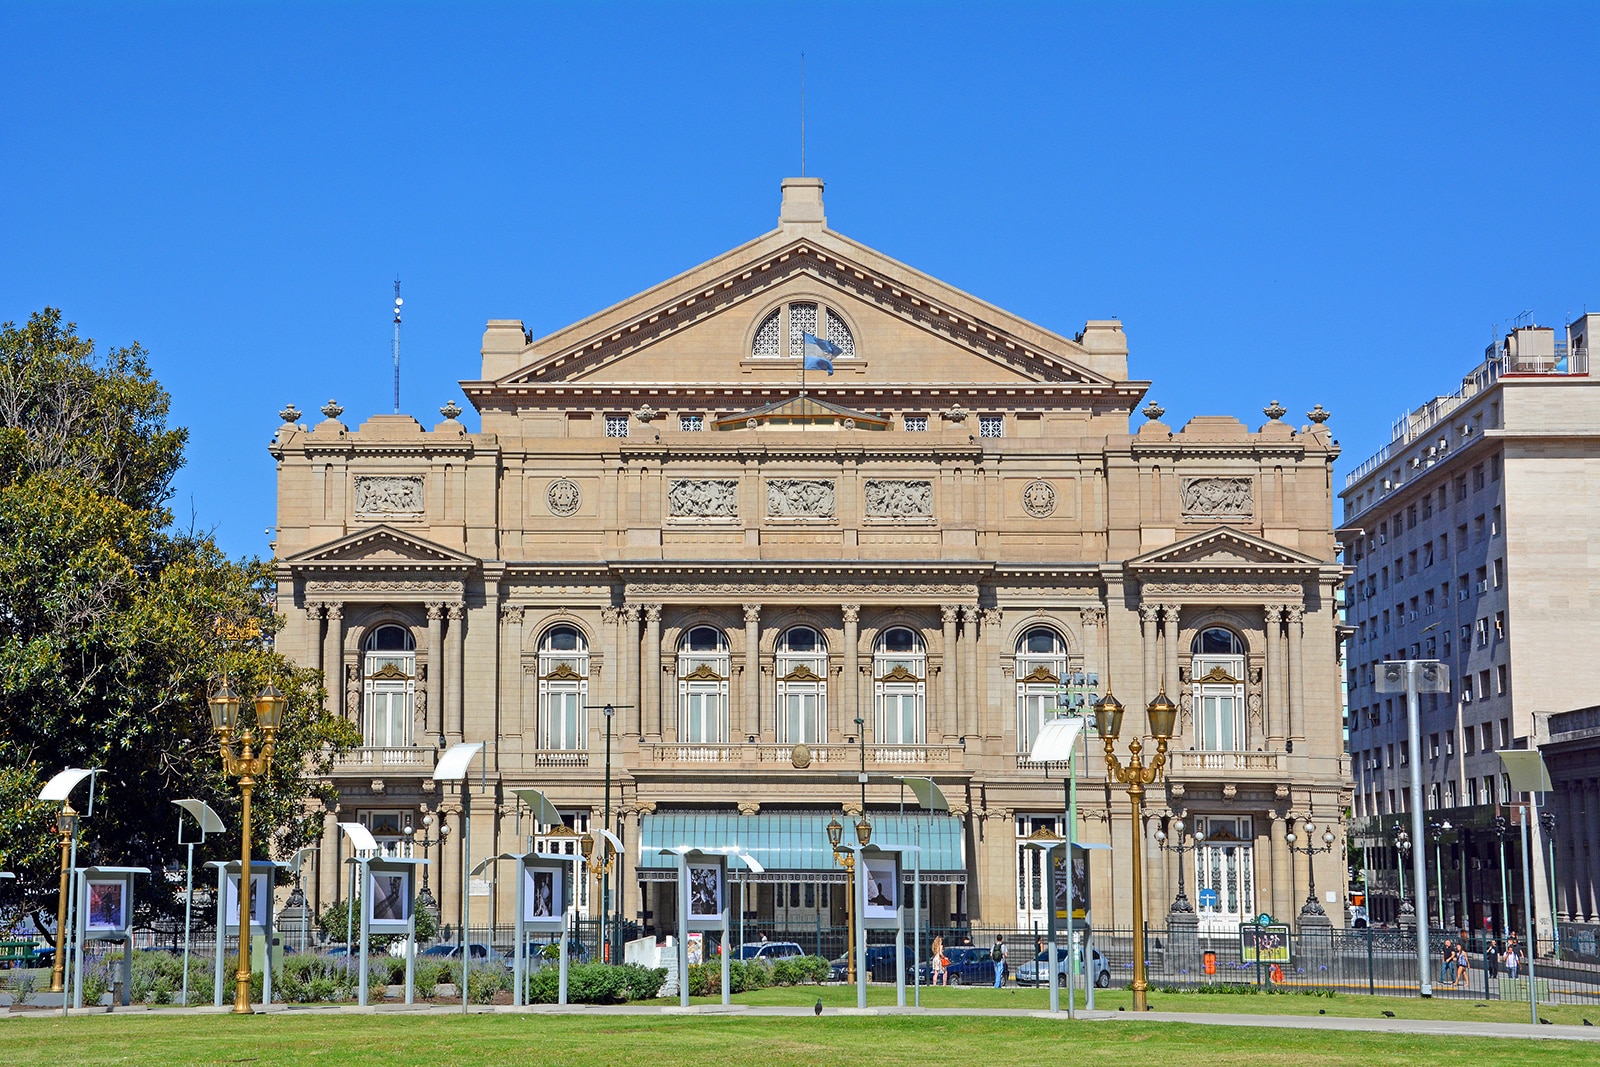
xmin=528 ymin=963 xmax=665 ymax=1004
xmin=467 ymin=964 xmax=508 ymax=1004
xmin=770 ymin=958 xmax=801 ymax=986
xmin=799 ymin=955 xmax=832 ymax=984
xmin=82 ymin=967 xmax=108 ymax=1006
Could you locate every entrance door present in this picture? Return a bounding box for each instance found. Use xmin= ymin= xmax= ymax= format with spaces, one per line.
xmin=1194 ymin=817 xmax=1256 ymax=932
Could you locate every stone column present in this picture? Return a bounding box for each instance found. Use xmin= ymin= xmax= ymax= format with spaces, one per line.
xmin=1585 ymin=779 xmax=1600 ymax=921
xmin=322 ymin=602 xmax=344 ymax=718
xmin=842 ymin=605 xmax=860 ymax=741
xmin=1154 ymin=605 xmax=1170 ymax=698
xmin=315 ymin=808 xmax=340 ymax=916
xmin=941 ymin=605 xmax=959 ymax=743
xmin=642 ymin=605 xmax=662 ymax=741
xmin=960 ymin=607 xmax=980 ymax=739
xmin=742 ymin=605 xmax=761 ymax=739
xmin=1263 ymin=607 xmax=1285 ymax=746
xmin=1270 ymin=812 xmax=1292 ymax=921
xmin=446 ymin=603 xmax=465 ymax=741
xmin=426 ymin=602 xmax=445 ymax=740
xmin=1286 ymin=606 xmax=1306 ymax=745
xmin=1139 ymin=604 xmax=1160 ymax=710
xmin=307 ymin=602 xmax=326 ymax=680
xmin=622 ymin=605 xmax=641 ymax=737
xmin=500 ymin=606 xmax=523 ymax=750
xmin=1162 ymin=604 xmax=1184 ymax=698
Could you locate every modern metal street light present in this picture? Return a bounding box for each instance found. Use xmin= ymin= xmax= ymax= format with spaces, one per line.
xmin=1285 ymin=818 xmax=1337 ymax=919
xmin=1154 ymin=818 xmax=1203 ymax=915
xmin=1095 ymin=687 xmax=1177 ymax=1013
xmin=825 ymin=814 xmax=872 ymax=984
xmin=210 ymin=679 xmax=287 ymax=1014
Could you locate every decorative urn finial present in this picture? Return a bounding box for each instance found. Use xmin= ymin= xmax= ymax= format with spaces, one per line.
xmin=320 ymin=399 xmax=344 ymax=420
xmin=1263 ymin=399 xmax=1287 ymax=421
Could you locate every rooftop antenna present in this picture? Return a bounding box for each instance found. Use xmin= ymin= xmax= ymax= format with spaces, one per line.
xmin=800 ymin=52 xmax=806 ymax=177
xmin=391 ymin=279 xmax=403 ymax=415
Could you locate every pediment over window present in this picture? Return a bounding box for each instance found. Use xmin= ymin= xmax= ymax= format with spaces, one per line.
xmin=283 ymin=525 xmax=477 ymax=571
xmin=1127 ymin=528 xmax=1325 ymax=573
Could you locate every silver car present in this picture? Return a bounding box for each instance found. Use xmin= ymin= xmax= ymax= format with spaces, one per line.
xmin=1015 ymin=946 xmax=1111 ymax=988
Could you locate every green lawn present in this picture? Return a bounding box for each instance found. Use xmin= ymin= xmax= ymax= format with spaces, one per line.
xmin=707 ymin=982 xmax=1599 ymax=1026
xmin=0 ymin=1014 xmax=1594 ymax=1067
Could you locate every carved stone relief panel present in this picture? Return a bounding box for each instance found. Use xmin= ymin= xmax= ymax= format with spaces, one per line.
xmin=766 ymin=479 xmax=835 ymax=518
xmin=669 ymin=479 xmax=739 ymax=518
xmin=354 ymin=475 xmax=424 ymax=517
xmin=863 ymin=479 xmax=932 ymax=519
xmin=1180 ymin=477 xmax=1252 ymax=519
xmin=1021 ymin=480 xmax=1057 ymax=518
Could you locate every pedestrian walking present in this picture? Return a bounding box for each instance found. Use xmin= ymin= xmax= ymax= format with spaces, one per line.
xmin=990 ymin=935 xmax=1008 ymax=988
xmin=931 ymin=935 xmax=948 ymax=986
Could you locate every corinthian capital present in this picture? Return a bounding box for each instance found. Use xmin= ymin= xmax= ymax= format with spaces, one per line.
xmin=941 ymin=605 xmax=960 ymax=626
xmin=1263 ymin=605 xmax=1286 ymax=625
xmin=743 ymin=604 xmax=761 ymax=625
xmin=426 ymin=601 xmax=445 ymax=622
xmin=1285 ymin=605 xmax=1305 ymax=625
xmin=841 ymin=605 xmax=860 ymax=625
xmin=644 ymin=603 xmax=663 ymax=624
xmin=1139 ymin=604 xmax=1160 ymax=625
xmin=447 ymin=602 xmax=465 ymax=621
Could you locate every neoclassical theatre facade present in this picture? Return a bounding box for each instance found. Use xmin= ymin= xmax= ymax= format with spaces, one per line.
xmin=272 ymin=178 xmax=1350 ymax=937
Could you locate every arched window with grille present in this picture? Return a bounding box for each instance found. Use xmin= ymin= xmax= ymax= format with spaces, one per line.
xmin=677 ymin=626 xmax=730 ymax=743
xmin=363 ymin=624 xmax=416 ymax=749
xmin=873 ymin=627 xmax=925 ymax=744
xmin=538 ymin=625 xmax=589 ymax=750
xmin=750 ymin=302 xmax=857 ymax=360
xmin=1191 ymin=627 xmax=1246 ymax=751
xmin=776 ymin=626 xmax=828 ymax=744
xmin=1015 ymin=627 xmax=1069 ymax=753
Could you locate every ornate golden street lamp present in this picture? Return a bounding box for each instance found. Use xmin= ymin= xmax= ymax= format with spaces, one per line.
xmin=1095 ymin=687 xmax=1177 ymax=1012
xmin=579 ymin=829 xmax=619 ymax=959
xmin=210 ymin=680 xmax=286 ymax=1014
xmin=49 ymin=803 xmax=78 ymax=993
xmin=826 ymin=815 xmax=872 ymax=983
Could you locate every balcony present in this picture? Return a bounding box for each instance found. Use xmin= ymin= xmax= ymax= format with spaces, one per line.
xmin=1166 ymin=750 xmax=1283 ymax=777
xmin=531 ymin=749 xmax=589 ymax=768
xmin=329 ymin=746 xmax=435 ymax=776
xmin=643 ymin=742 xmax=963 ymax=768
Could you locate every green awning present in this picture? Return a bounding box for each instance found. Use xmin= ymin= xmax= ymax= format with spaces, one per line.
xmin=638 ymin=811 xmax=965 ymax=882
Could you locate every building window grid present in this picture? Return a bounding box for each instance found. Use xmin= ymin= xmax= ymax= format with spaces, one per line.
xmin=363 ymin=625 xmax=416 ymax=749
xmin=1015 ymin=627 xmax=1070 ymax=753
xmin=538 ymin=626 xmax=589 ymax=750
xmin=677 ymin=626 xmax=730 ymax=743
xmin=978 ymin=415 xmax=1004 ymax=438
xmin=679 ymin=414 xmax=704 ymax=432
xmin=775 ymin=626 xmax=828 ymax=745
xmin=874 ymin=627 xmax=927 ymax=745
xmin=605 ymin=414 xmax=629 ymax=438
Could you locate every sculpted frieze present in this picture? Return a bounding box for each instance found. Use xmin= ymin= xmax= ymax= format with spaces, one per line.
xmin=627 ymin=581 xmax=977 ymax=597
xmin=669 ymin=479 xmax=739 ymax=518
xmin=864 ymin=479 xmax=933 ymax=519
xmin=1181 ymin=477 xmax=1253 ymax=519
xmin=303 ymin=579 xmax=464 ymax=595
xmin=354 ymin=475 xmax=425 ymax=516
xmin=1140 ymin=580 xmax=1304 ymax=598
xmin=767 ymin=479 xmax=835 ymax=518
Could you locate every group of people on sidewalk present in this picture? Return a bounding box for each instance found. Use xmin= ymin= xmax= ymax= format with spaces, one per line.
xmin=1440 ymin=932 xmax=1525 ymax=989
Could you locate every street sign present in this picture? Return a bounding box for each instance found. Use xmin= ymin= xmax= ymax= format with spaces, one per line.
xmin=1197 ymin=887 xmax=1219 ymax=909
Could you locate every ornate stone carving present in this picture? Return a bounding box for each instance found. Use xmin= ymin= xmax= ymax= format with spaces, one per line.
xmin=320 ymin=399 xmax=344 ymax=419
xmin=743 ymin=604 xmax=761 ymax=624
xmin=1285 ymin=605 xmax=1305 ymax=625
xmin=766 ymin=479 xmax=835 ymax=518
xmin=501 ymin=605 xmax=524 ymax=625
xmin=345 ymin=664 xmax=360 ymax=716
xmin=1222 ymin=784 xmax=1238 ymax=799
xmin=427 ymin=602 xmax=444 ymax=621
xmin=738 ymin=800 xmax=762 ymax=815
xmin=864 ymin=479 xmax=933 ymax=519
xmin=1079 ymin=607 xmax=1105 ymax=629
xmin=1180 ymin=477 xmax=1253 ymax=519
xmin=1141 ymin=400 xmax=1165 ymax=421
xmin=440 ymin=400 xmax=463 ymax=420
xmin=623 ymin=604 xmax=642 ymax=624
xmin=1177 ymin=690 xmax=1193 ymax=730
xmin=644 ymin=603 xmax=662 ymax=623
xmin=941 ymin=605 xmax=960 ymax=626
xmin=1247 ymin=692 xmax=1263 ymax=728
xmin=307 ymin=580 xmax=463 ymax=596
xmin=600 ymin=606 xmax=621 ymax=625
xmin=635 ymin=404 xmax=658 ymax=422
xmin=546 ymin=478 xmax=582 ymax=516
xmin=982 ymin=608 xmax=1002 ymax=628
xmin=632 ymin=581 xmax=977 ymax=597
xmin=447 ymin=602 xmax=465 ymax=621
xmin=354 ymin=475 xmax=425 ymax=516
xmin=1248 ymin=666 xmax=1263 ymax=686
xmin=415 ymin=680 xmax=426 ymax=720
xmin=1022 ymin=480 xmax=1057 ymax=518
xmin=1139 ymin=604 xmax=1161 ymax=625
xmin=1307 ymin=404 xmax=1330 ymax=424
xmin=369 ymin=662 xmax=411 ymax=681
xmin=279 ymin=403 xmax=302 ymax=423
xmin=668 ymin=479 xmax=738 ymax=518
xmin=841 ymin=604 xmax=860 ymax=624
xmin=1263 ymin=399 xmax=1287 ymax=421
xmin=370 ymin=779 xmax=385 ymax=794
xmin=943 ymin=404 xmax=968 ymax=423
xmin=1139 ymin=581 xmax=1303 ymax=599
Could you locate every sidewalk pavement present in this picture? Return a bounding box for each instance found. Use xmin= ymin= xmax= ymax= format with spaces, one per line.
xmin=5 ymin=1001 xmax=1598 ymax=1041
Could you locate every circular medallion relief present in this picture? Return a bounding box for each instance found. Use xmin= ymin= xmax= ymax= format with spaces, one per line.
xmin=547 ymin=478 xmax=582 ymax=517
xmin=1022 ymin=479 xmax=1057 ymax=518
xmin=791 ymin=743 xmax=813 ymax=769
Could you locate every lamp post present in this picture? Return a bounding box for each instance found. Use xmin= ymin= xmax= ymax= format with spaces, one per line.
xmin=405 ymin=814 xmax=449 ymax=924
xmin=1539 ymin=811 xmax=1558 ymax=955
xmin=1493 ymin=814 xmax=1511 ymax=938
xmin=1154 ymin=818 xmax=1203 ymax=915
xmin=49 ymin=804 xmax=77 ymax=993
xmin=210 ymin=679 xmax=287 ymax=1014
xmin=580 ymin=829 xmax=620 ymax=960
xmin=826 ymin=815 xmax=872 ymax=985
xmin=1285 ymin=818 xmax=1337 ymax=919
xmin=1391 ymin=825 xmax=1412 ymax=920
xmin=1095 ymin=687 xmax=1177 ymax=1013
xmin=584 ymin=700 xmax=630 ymax=962
xmin=1427 ymin=820 xmax=1452 ymax=930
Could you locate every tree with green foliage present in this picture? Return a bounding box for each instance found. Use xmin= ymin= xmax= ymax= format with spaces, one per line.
xmin=0 ymin=308 xmax=358 ymax=921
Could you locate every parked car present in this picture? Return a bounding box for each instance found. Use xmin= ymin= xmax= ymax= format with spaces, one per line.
xmin=1014 ymin=946 xmax=1112 ymax=988
xmin=736 ymin=941 xmax=805 ymax=962
xmin=828 ymin=945 xmax=908 ymax=983
xmin=419 ymin=942 xmax=500 ymax=962
xmin=913 ymin=945 xmax=995 ymax=986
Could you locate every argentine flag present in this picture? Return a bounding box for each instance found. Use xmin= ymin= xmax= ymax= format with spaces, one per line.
xmin=802 ymin=332 xmax=841 ymax=374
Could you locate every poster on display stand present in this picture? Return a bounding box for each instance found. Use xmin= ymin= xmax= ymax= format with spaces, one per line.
xmin=207 ymin=860 xmax=283 ymax=1008
xmin=512 ymin=852 xmax=579 ymax=1006
xmin=72 ymin=866 xmax=148 ymax=1008
xmin=358 ymin=857 xmax=429 ymax=1006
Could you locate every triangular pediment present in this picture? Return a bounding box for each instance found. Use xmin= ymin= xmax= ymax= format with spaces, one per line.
xmin=470 ymin=216 xmax=1126 ymax=396
xmin=1127 ymin=528 xmax=1325 ymax=571
xmin=284 ymin=525 xmax=477 ymax=570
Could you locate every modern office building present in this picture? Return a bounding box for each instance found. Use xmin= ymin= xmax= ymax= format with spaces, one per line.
xmin=271 ymin=178 xmax=1349 ymax=939
xmin=1340 ymin=315 xmax=1600 ymax=937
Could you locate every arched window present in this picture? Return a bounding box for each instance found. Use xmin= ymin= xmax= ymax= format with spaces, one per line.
xmin=776 ymin=626 xmax=828 ymax=744
xmin=750 ymin=302 xmax=856 ymax=360
xmin=873 ymin=627 xmax=926 ymax=745
xmin=1015 ymin=627 xmax=1069 ymax=753
xmin=677 ymin=626 xmax=730 ymax=743
xmin=363 ymin=624 xmax=416 ymax=748
xmin=538 ymin=625 xmax=589 ymax=750
xmin=1191 ymin=627 xmax=1246 ymax=751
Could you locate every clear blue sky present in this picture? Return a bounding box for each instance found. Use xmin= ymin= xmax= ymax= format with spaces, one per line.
xmin=4 ymin=2 xmax=1596 ymax=560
